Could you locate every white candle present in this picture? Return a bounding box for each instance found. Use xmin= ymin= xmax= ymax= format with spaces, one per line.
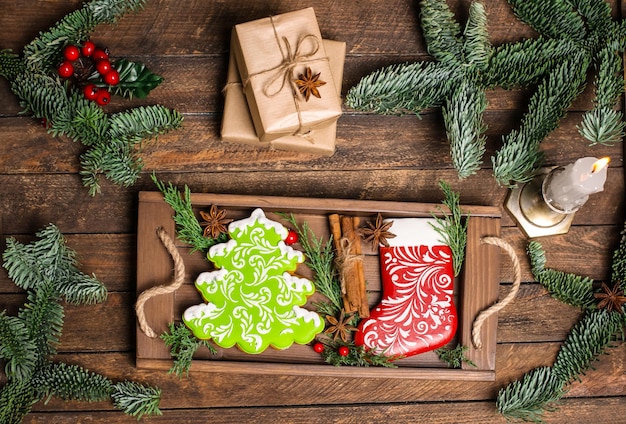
xmin=543 ymin=157 xmax=609 ymax=213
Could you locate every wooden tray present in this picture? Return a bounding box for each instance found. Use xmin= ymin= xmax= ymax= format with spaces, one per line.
xmin=136 ymin=192 xmax=501 ymax=381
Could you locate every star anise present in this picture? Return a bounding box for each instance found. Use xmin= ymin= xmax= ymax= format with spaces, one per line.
xmin=359 ymin=213 xmax=396 ymax=250
xmin=594 ymin=282 xmax=626 ymax=313
xmin=294 ymin=67 xmax=326 ymax=101
xmin=325 ymin=309 xmax=358 ymax=343
xmin=199 ymin=205 xmax=232 ymax=239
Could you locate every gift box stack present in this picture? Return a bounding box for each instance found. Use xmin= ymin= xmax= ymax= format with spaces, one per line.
xmin=221 ymin=8 xmax=345 ymax=156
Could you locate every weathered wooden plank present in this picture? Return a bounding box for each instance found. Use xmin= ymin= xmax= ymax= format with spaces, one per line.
xmin=26 ymin=342 xmax=626 ymax=411
xmin=22 ymin=397 xmax=626 ymax=424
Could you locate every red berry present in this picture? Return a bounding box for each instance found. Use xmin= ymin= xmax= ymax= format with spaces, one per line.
xmin=338 ymin=346 xmax=350 ymax=357
xmin=83 ymin=84 xmax=99 ymax=101
xmin=92 ymin=49 xmax=109 ymax=61
xmin=103 ymin=69 xmax=119 ymax=85
xmin=63 ymin=45 xmax=80 ymax=61
xmin=96 ymin=60 xmax=112 ymax=75
xmin=57 ymin=61 xmax=74 ymax=78
xmin=95 ymin=89 xmax=111 ymax=106
xmin=284 ymin=229 xmax=298 ymax=245
xmin=81 ymin=41 xmax=96 ymax=57
xmin=313 ymin=342 xmax=324 ymax=353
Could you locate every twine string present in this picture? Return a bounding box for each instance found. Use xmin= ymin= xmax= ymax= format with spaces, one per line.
xmin=135 ymin=227 xmax=186 ymax=339
xmin=335 ymin=237 xmax=363 ymax=296
xmin=471 ymin=236 xmax=521 ymax=349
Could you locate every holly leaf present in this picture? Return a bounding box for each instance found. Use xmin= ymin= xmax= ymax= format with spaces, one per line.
xmin=108 ymin=58 xmax=163 ymax=99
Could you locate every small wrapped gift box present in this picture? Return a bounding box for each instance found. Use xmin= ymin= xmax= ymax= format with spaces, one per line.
xmin=222 ymin=39 xmax=345 ymax=156
xmin=231 ymin=8 xmax=342 ymax=142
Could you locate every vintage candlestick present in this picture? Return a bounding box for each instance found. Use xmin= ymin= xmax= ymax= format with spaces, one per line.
xmin=505 ymin=157 xmax=609 ymax=238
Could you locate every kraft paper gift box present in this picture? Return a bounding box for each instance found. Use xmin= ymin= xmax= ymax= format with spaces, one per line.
xmin=221 ymin=39 xmax=345 ymax=156
xmin=231 ymin=7 xmax=342 ymax=142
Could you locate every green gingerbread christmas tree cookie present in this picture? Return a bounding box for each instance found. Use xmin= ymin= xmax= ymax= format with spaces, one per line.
xmin=183 ymin=208 xmax=324 ymax=354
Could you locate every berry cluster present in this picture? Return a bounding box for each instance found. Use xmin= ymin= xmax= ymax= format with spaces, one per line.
xmin=57 ymin=41 xmax=120 ymax=106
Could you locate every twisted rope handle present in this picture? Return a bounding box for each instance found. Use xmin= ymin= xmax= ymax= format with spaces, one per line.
xmin=135 ymin=227 xmax=186 ymax=338
xmin=471 ymin=236 xmax=521 ymax=349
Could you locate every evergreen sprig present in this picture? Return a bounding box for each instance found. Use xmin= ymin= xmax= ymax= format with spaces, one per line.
xmin=319 ymin=341 xmax=399 ymax=368
xmin=0 ymin=224 xmax=162 ymax=422
xmin=496 ymin=234 xmax=626 ymax=422
xmin=151 ymin=174 xmax=227 ymax=253
xmin=280 ymin=213 xmax=343 ymax=317
xmin=430 ymin=180 xmax=468 ymax=277
xmin=435 ymin=344 xmax=477 ymax=369
xmin=0 ymin=0 xmax=182 ymax=195
xmin=347 ymin=0 xmax=625 ymax=186
xmin=161 ymin=322 xmax=217 ymax=377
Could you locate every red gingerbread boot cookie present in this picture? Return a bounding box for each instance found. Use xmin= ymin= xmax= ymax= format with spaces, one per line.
xmin=355 ymin=218 xmax=458 ymax=357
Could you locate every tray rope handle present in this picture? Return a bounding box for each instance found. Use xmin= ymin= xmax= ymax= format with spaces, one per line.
xmin=471 ymin=236 xmax=521 ymax=350
xmin=135 ymin=227 xmax=186 ymax=339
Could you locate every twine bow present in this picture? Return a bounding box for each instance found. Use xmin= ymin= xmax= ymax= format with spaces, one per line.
xmin=241 ymin=15 xmax=327 ymax=138
xmin=335 ymin=237 xmax=363 ymax=295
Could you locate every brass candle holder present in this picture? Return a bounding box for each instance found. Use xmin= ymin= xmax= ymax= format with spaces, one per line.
xmin=504 ymin=168 xmax=576 ymax=238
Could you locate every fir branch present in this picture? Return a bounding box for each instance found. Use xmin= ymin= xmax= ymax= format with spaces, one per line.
xmin=0 ymin=380 xmax=38 ymax=424
xmin=161 ymin=322 xmax=217 ymax=377
xmin=578 ymin=107 xmax=625 ymax=146
xmin=507 ymin=0 xmax=587 ymax=41
xmin=493 ymin=54 xmax=589 ymax=186
xmin=462 ymin=1 xmax=491 ymax=70
xmin=108 ymin=105 xmax=183 ymax=142
xmin=485 ymin=38 xmax=577 ymax=89
xmin=435 ymin=344 xmax=476 ymax=369
xmin=345 ymin=61 xmax=456 ymax=115
xmin=611 ymin=223 xmax=626 ymax=286
xmin=552 ymin=309 xmax=623 ymax=383
xmin=442 ymin=80 xmax=487 ymax=179
xmin=0 ymin=49 xmax=25 ymax=81
xmin=151 ymin=174 xmax=226 ymax=253
xmin=111 ymin=381 xmax=162 ymax=419
xmin=0 ymin=313 xmax=37 ymax=381
xmin=528 ymin=241 xmax=596 ymax=309
xmin=419 ymin=0 xmax=463 ymax=65
xmin=34 ymin=362 xmax=113 ymax=403
xmin=280 ymin=213 xmax=343 ymax=315
xmin=496 ymin=366 xmax=564 ymax=422
xmin=56 ymin=273 xmax=108 ymax=305
xmin=430 ymin=180 xmax=468 ymax=277
xmin=557 ymin=0 xmax=612 ymax=35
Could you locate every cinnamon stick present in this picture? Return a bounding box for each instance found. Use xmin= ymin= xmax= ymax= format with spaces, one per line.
xmin=326 ymin=214 xmax=369 ymax=318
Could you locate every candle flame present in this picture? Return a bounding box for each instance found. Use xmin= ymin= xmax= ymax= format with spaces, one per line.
xmin=591 ymin=157 xmax=610 ymax=173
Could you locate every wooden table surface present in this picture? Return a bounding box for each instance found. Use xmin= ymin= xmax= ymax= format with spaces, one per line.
xmin=1 ymin=1 xmax=625 ymax=423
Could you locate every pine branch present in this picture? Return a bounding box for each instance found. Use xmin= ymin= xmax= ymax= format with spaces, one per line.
xmin=496 ymin=366 xmax=564 ymax=422
xmin=430 ymin=180 xmax=468 ymax=277
xmin=345 ymin=61 xmax=456 ymax=115
xmin=319 ymin=341 xmax=399 ymax=368
xmin=34 ymin=362 xmax=113 ymax=403
xmin=493 ymin=54 xmax=589 ymax=186
xmin=442 ymin=80 xmax=487 ymax=179
xmin=507 ymin=0 xmax=587 ymax=41
xmin=462 ymin=1 xmax=491 ymax=70
xmin=552 ymin=309 xmax=623 ymax=383
xmin=0 ymin=312 xmax=37 ymax=381
xmin=611 ymin=223 xmax=626 ymax=286
xmin=23 ymin=0 xmax=147 ymax=71
xmin=280 ymin=213 xmax=343 ymax=315
xmin=108 ymin=105 xmax=183 ymax=141
xmin=528 ymin=241 xmax=596 ymax=308
xmin=436 ymin=344 xmax=477 ymax=368
xmin=566 ymin=0 xmax=612 ymax=34
xmin=151 ymin=175 xmax=227 ymax=252
xmin=56 ymin=273 xmax=108 ymax=305
xmin=161 ymin=322 xmax=216 ymax=377
xmin=485 ymin=38 xmax=577 ymax=89
xmin=0 ymin=380 xmax=38 ymax=424
xmin=419 ymin=0 xmax=463 ymax=65
xmin=579 ymin=46 xmax=625 ymax=146
xmin=111 ymin=381 xmax=162 ymax=419
xmin=0 ymin=50 xmax=25 ymax=81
